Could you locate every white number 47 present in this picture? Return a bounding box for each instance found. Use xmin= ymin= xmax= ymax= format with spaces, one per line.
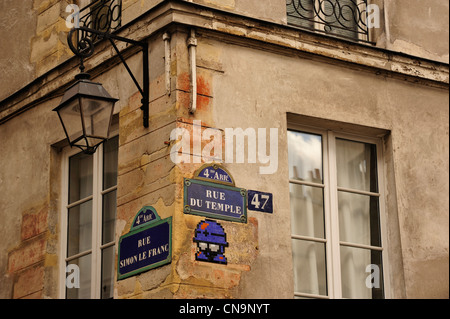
xmin=251 ymin=194 xmax=270 ymax=210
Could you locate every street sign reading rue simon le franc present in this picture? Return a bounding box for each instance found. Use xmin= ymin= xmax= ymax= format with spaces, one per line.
xmin=184 ymin=164 xmax=247 ymax=223
xmin=118 ymin=206 xmax=172 ymax=280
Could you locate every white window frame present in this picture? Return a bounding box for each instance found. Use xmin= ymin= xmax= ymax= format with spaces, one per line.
xmin=288 ymin=123 xmax=391 ymax=299
xmin=58 ymin=137 xmax=118 ymax=299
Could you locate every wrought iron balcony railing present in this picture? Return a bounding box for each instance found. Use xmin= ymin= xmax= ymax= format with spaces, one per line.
xmin=78 ymin=0 xmax=122 ymax=41
xmin=286 ymin=0 xmax=370 ymax=42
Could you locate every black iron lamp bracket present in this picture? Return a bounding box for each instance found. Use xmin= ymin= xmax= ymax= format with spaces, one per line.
xmin=68 ymin=26 xmax=150 ymax=128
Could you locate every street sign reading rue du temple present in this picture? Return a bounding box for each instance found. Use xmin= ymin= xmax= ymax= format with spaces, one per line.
xmin=184 ymin=164 xmax=247 ymax=223
xmin=118 ymin=207 xmax=172 ymax=280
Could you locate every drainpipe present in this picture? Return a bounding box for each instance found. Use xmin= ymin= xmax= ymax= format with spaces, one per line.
xmin=163 ymin=32 xmax=171 ymax=96
xmin=187 ymin=29 xmax=197 ymax=114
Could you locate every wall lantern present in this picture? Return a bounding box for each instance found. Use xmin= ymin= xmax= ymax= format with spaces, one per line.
xmin=53 ymin=72 xmax=118 ymax=154
xmin=54 ymin=24 xmax=149 ymax=155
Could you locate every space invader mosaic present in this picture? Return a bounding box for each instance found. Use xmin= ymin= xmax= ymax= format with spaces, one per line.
xmin=193 ymin=220 xmax=228 ymax=265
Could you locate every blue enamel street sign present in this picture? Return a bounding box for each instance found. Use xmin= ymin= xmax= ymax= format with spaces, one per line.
xmin=118 ymin=216 xmax=172 ymax=280
xmin=194 ymin=164 xmax=235 ymax=186
xmin=247 ymin=190 xmax=273 ymax=214
xmin=131 ymin=206 xmax=161 ymax=230
xmin=184 ymin=178 xmax=247 ymax=223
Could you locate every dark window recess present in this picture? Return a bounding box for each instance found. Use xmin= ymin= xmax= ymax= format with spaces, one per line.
xmin=286 ymin=0 xmax=370 ymax=42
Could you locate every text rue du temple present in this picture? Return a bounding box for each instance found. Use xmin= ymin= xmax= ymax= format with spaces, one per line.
xmin=190 ymin=189 xmax=242 ymax=215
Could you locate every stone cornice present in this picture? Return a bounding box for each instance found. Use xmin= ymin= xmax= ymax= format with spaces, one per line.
xmin=172 ymin=0 xmax=448 ymax=84
xmin=1 ymin=0 xmax=448 ymax=124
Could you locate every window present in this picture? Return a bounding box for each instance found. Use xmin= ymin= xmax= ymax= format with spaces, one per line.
xmin=60 ymin=135 xmax=118 ymax=299
xmin=286 ymin=0 xmax=370 ymax=42
xmin=288 ymin=126 xmax=389 ymax=299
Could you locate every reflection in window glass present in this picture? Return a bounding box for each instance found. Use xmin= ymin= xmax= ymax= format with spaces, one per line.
xmin=336 ymin=139 xmax=378 ymax=192
xmin=103 ymin=136 xmax=119 ymax=190
xmin=65 ymin=134 xmax=118 ymax=299
xmin=102 ymin=190 xmax=116 ymax=245
xmin=288 ymin=128 xmax=386 ymax=299
xmin=338 ymin=192 xmax=381 ymax=247
xmin=101 ymin=246 xmax=115 ymax=299
xmin=67 ymin=200 xmax=92 ymax=257
xmin=69 ymin=152 xmax=93 ymax=203
xmin=292 ymin=239 xmax=327 ymax=296
xmin=290 ymin=183 xmax=325 ymax=239
xmin=340 ymin=246 xmax=384 ymax=299
xmin=66 ymin=254 xmax=91 ymax=299
xmin=288 ymin=131 xmax=323 ymax=183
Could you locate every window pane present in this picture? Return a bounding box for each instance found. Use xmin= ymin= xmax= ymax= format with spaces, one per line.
xmin=69 ymin=151 xmax=93 ymax=203
xmin=103 ymin=135 xmax=119 ymax=190
xmin=68 ymin=201 xmax=92 ymax=257
xmin=290 ymin=183 xmax=325 ymax=239
xmin=287 ymin=0 xmax=315 ymax=29
xmin=101 ymin=245 xmax=115 ymax=299
xmin=340 ymin=246 xmax=384 ymax=299
xmin=336 ymin=139 xmax=378 ymax=192
xmin=66 ymin=254 xmax=91 ymax=299
xmin=288 ymin=131 xmax=323 ymax=183
xmin=102 ymin=190 xmax=117 ymax=245
xmin=338 ymin=191 xmax=381 ymax=247
xmin=292 ymin=239 xmax=327 ymax=296
xmin=323 ymin=0 xmax=358 ymax=39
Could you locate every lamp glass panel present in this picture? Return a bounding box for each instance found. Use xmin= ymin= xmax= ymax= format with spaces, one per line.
xmin=81 ymin=98 xmax=114 ymax=140
xmin=58 ymin=98 xmax=83 ymax=144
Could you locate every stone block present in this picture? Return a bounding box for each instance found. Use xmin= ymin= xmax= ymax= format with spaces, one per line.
xmin=197 ymin=40 xmax=224 ymax=72
xmin=118 ymin=97 xmax=176 ymax=147
xmin=117 ymin=156 xmax=175 ymax=207
xmin=8 ymin=237 xmax=46 ymax=273
xmin=30 ymin=29 xmax=59 ymax=63
xmin=118 ymin=125 xmax=174 ymax=176
xmin=117 ymin=184 xmax=175 ymax=228
xmin=13 ymin=263 xmax=44 ymax=299
xmin=171 ymin=118 xmax=225 ymax=163
xmin=36 ymin=2 xmax=61 ymax=33
xmin=197 ymin=0 xmax=235 ymax=10
xmin=176 ymin=90 xmax=214 ymax=123
xmin=21 ymin=205 xmax=48 ymax=241
xmin=150 ymin=73 xmax=167 ymax=102
xmin=33 ymin=0 xmax=60 ymax=14
xmin=196 ymin=69 xmax=213 ymax=97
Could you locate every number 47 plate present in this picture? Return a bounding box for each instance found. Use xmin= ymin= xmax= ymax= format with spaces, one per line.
xmin=247 ymin=190 xmax=273 ymax=214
